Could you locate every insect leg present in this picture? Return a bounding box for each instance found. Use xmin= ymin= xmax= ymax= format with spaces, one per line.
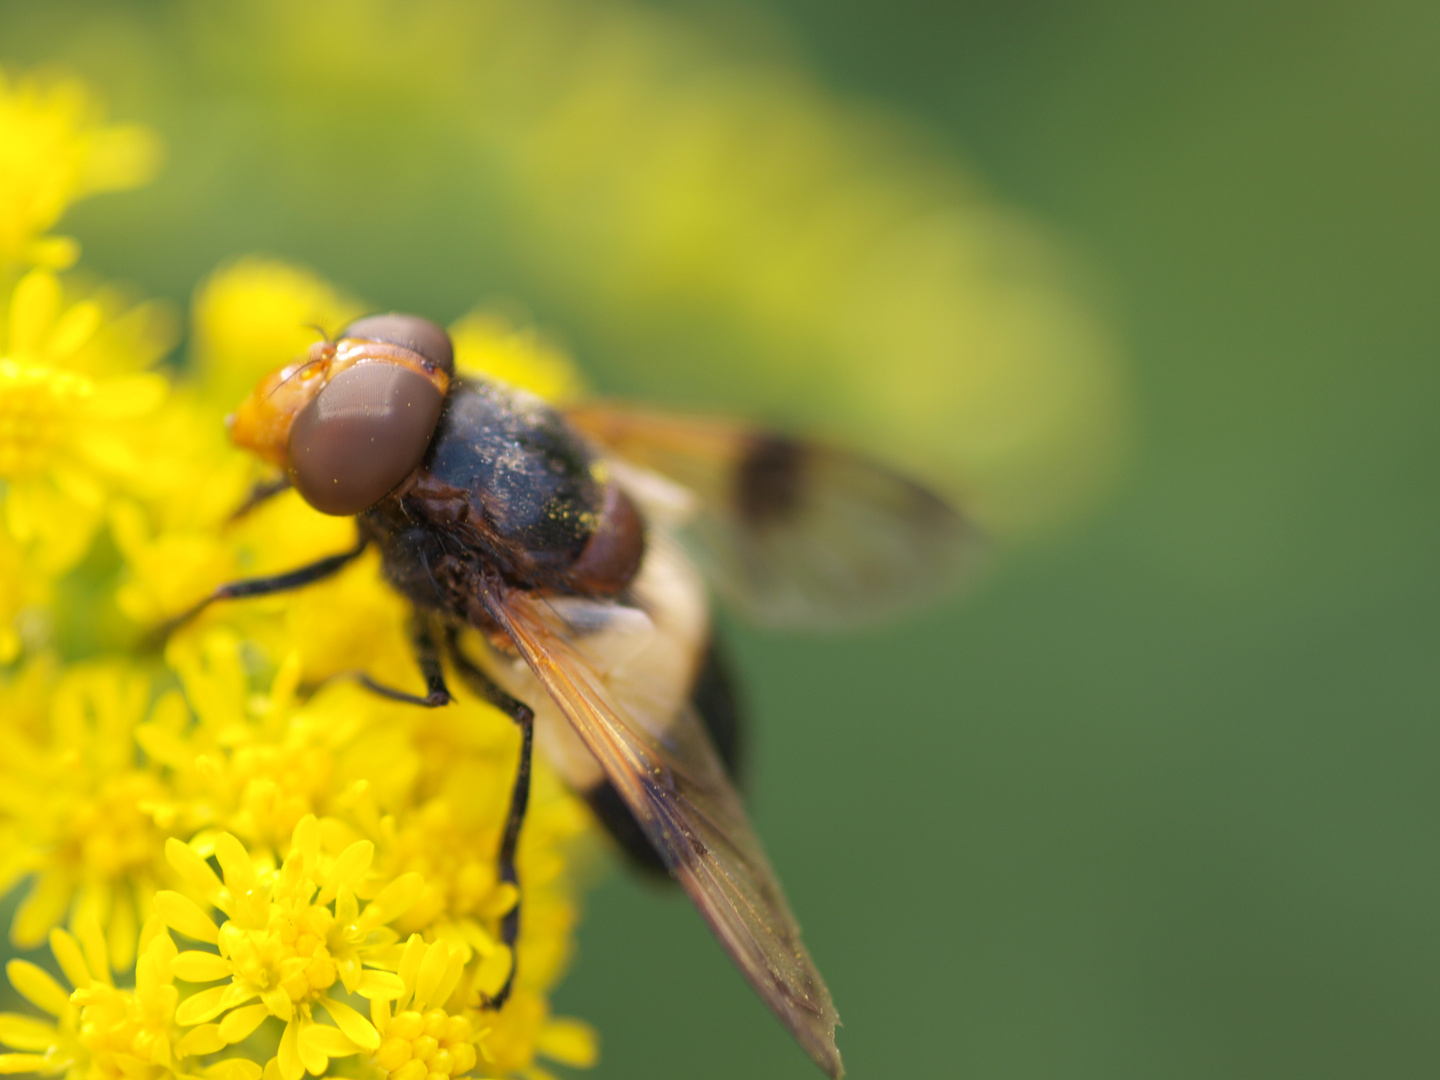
xmin=228 ymin=475 xmax=293 ymax=522
xmin=444 ymin=625 xmax=532 ymax=1010
xmin=157 ymin=537 xmax=369 ymax=639
xmin=354 ymin=616 xmax=453 ymax=707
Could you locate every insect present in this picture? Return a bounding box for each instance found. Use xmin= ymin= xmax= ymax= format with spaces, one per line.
xmin=191 ymin=313 xmax=973 ymax=1078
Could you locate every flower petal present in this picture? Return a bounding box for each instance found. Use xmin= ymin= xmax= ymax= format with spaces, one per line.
xmin=290 ymin=816 xmax=319 ymax=872
xmin=0 ymin=1053 xmax=49 ymax=1073
xmin=413 ymin=940 xmax=453 ymax=1013
xmin=261 ymin=986 xmax=293 ymax=1021
xmin=213 ymin=833 xmax=257 ymax=895
xmin=362 ymin=873 xmax=424 ymax=928
xmin=204 ymin=1060 xmax=263 ymax=1080
xmin=75 ymin=916 xmax=113 ymax=988
xmin=354 ymin=970 xmax=405 ymax=1001
xmin=9 ymin=271 xmax=60 ymax=355
xmin=177 ymin=1023 xmax=227 ymax=1056
xmin=219 ymin=981 xmax=261 ymax=1012
xmin=154 ymin=891 xmax=220 ymax=944
xmin=166 ymin=838 xmax=224 ymax=899
xmin=174 ymin=983 xmax=233 ymax=1026
xmin=480 ymin=882 xmax=520 ymax=920
xmin=11 ymin=872 xmax=72 ymax=948
xmin=396 ymin=935 xmax=425 ymax=1008
xmin=4 ymin=961 xmax=69 ymax=1018
xmin=474 ymin=945 xmax=513 ymax=1000
xmin=537 ymin=1018 xmax=600 ymax=1068
xmin=0 ymin=1014 xmax=58 ymax=1051
xmin=138 ymin=915 xmax=171 ymax=959
xmin=319 ymin=997 xmax=379 ymax=1051
xmin=172 ymin=951 xmax=233 ymax=983
xmin=277 ymin=1020 xmax=304 ymax=1080
xmin=219 ymin=1003 xmax=270 ymax=1045
xmin=46 ymin=929 xmax=91 ymax=991
xmin=369 ymin=994 xmax=391 ymax=1035
xmin=317 ymin=841 xmax=373 ymax=906
xmin=299 ymin=1022 xmax=358 ymax=1060
xmin=295 ymin=1021 xmax=330 ymax=1077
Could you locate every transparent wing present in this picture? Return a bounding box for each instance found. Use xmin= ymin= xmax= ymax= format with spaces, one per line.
xmin=568 ymin=403 xmax=978 ymax=628
xmin=477 ymin=583 xmax=844 ymax=1079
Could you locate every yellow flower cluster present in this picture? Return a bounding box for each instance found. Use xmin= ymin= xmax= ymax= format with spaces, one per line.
xmin=0 ymin=69 xmax=599 ymax=1080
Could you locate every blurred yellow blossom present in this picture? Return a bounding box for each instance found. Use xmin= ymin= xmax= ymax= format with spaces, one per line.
xmin=190 ymin=259 xmax=364 ymax=411
xmin=0 ymin=267 xmax=175 ymax=657
xmin=450 ymin=314 xmax=586 ymax=406
xmin=0 ymin=660 xmax=172 ymax=970
xmin=0 ymin=67 xmax=160 ymax=269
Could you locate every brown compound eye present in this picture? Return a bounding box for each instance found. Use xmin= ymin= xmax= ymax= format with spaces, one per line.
xmin=340 ymin=313 xmax=454 ymax=375
xmin=287 ymin=362 xmax=445 ymax=515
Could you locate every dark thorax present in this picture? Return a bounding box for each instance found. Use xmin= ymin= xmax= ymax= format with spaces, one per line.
xmin=358 ymin=378 xmax=643 ymax=622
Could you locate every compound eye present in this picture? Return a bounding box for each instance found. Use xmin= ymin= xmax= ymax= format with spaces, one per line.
xmin=341 ymin=313 xmax=454 ymax=375
xmin=288 ymin=362 xmax=445 ymax=515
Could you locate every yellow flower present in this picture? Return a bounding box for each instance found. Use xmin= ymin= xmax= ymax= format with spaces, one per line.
xmin=0 ymin=917 xmax=251 ymax=1080
xmin=0 ymin=660 xmax=174 ymax=970
xmin=474 ymin=990 xmax=597 ymax=1080
xmin=190 ymin=259 xmax=363 ymax=412
xmin=157 ymin=816 xmax=419 ymax=1080
xmin=368 ymin=936 xmax=479 ymax=1080
xmin=450 ymin=314 xmax=585 ymax=405
xmin=365 ymin=932 xmax=597 ymax=1080
xmin=147 ymin=628 xmax=331 ymax=864
xmin=0 ymin=67 xmax=161 ymax=269
xmin=0 ymin=266 xmax=176 ymax=653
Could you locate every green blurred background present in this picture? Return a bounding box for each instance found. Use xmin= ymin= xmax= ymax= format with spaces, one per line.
xmin=3 ymin=0 xmax=1438 ymax=1076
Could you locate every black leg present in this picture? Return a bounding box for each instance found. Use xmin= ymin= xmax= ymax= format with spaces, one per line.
xmin=354 ymin=617 xmax=452 ymax=707
xmin=229 ymin=475 xmax=293 ymax=522
xmin=445 ymin=627 xmax=533 ymax=1010
xmin=155 ymin=538 xmax=368 ymax=642
xmin=208 ymin=541 xmax=367 ymax=602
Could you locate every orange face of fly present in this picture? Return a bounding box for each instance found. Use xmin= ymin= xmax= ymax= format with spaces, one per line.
xmin=228 ymin=314 xmax=455 ymax=516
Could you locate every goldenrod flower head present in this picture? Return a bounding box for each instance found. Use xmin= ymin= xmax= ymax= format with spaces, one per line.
xmin=0 ymin=67 xmax=160 ymax=269
xmin=157 ymin=816 xmax=421 ymax=1080
xmin=0 ymin=265 xmax=175 ymax=656
xmin=0 ymin=661 xmax=172 ymax=970
xmin=368 ymin=936 xmax=478 ymax=1080
xmin=0 ymin=917 xmax=238 ymax=1080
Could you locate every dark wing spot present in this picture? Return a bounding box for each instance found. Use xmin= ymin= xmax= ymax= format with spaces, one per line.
xmin=736 ymin=435 xmax=806 ymax=525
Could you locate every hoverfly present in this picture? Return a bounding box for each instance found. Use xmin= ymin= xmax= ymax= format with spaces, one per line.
xmin=192 ymin=313 xmax=972 ymax=1078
